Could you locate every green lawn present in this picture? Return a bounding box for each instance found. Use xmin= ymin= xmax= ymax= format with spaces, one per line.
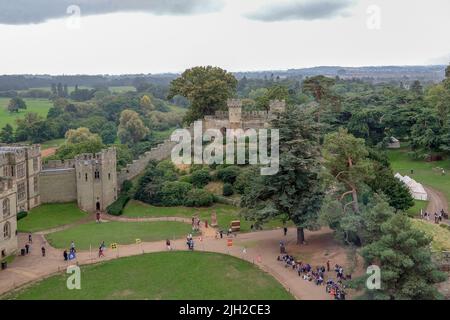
xmin=45 ymin=221 xmax=193 ymax=250
xmin=411 ymin=219 xmax=450 ymax=252
xmin=0 ymin=98 xmax=53 ymax=128
xmin=123 ymin=200 xmax=290 ymax=232
xmin=40 ymin=138 xmax=66 ymax=149
xmin=18 ymin=203 xmax=87 ymax=233
xmin=388 ymin=148 xmax=450 ymax=210
xmin=407 ymin=200 xmax=429 ymax=218
xmin=5 ymin=251 xmax=293 ymax=300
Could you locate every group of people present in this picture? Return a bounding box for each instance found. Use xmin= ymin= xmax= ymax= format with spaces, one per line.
xmin=186 ymin=234 xmax=195 ymax=250
xmin=63 ymin=240 xmax=77 ymax=261
xmin=25 ymin=234 xmax=46 ymax=257
xmin=276 ymin=254 xmax=348 ymax=300
xmin=421 ymin=209 xmax=447 ymax=224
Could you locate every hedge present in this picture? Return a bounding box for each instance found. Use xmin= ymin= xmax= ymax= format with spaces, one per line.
xmin=107 ymin=194 xmax=131 ymax=216
xmin=17 ymin=211 xmax=28 ymax=221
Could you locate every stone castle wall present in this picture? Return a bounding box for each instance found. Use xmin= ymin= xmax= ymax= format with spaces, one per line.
xmin=39 ymin=169 xmax=77 ymax=203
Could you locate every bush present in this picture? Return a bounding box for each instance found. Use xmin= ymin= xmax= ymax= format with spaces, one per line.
xmin=107 ymin=194 xmax=130 ymax=216
xmin=179 ymin=175 xmax=192 ymax=183
xmin=191 ymin=169 xmax=211 ymax=188
xmin=216 ymin=166 xmax=240 ymax=184
xmin=234 ymin=167 xmax=258 ymax=194
xmin=122 ymin=180 xmax=133 ymax=194
xmin=223 ymin=183 xmax=234 ymax=196
xmin=160 ymin=181 xmax=193 ymax=206
xmin=17 ymin=211 xmax=28 ymax=221
xmin=185 ymin=189 xmax=215 ymax=207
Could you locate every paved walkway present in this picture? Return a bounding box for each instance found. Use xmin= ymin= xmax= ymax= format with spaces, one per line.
xmin=0 ymin=222 xmax=336 ymax=300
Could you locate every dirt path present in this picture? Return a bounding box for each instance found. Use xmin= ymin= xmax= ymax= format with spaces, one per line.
xmin=41 ymin=147 xmax=57 ymax=158
xmin=0 ymin=225 xmax=353 ymax=300
xmin=424 ymin=186 xmax=449 ymax=224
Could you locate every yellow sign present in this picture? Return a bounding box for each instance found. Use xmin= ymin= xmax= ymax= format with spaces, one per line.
xmin=110 ymin=243 xmax=118 ymax=250
xmin=136 ymin=239 xmax=142 ymax=244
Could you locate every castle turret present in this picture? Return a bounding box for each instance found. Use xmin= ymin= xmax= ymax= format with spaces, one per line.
xmin=227 ymin=99 xmax=242 ymax=129
xmin=269 ymin=100 xmax=286 ymax=114
xmin=75 ymin=148 xmax=117 ymax=213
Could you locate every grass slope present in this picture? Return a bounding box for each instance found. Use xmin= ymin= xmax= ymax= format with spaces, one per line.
xmin=388 ymin=148 xmax=450 ymax=210
xmin=6 ymin=251 xmax=293 ymax=300
xmin=123 ymin=200 xmax=289 ymax=232
xmin=18 ymin=203 xmax=87 ymax=233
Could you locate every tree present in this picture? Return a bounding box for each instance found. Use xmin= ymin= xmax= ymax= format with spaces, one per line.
xmin=303 ymin=75 xmax=340 ymax=123
xmin=0 ymin=124 xmax=14 ymax=143
xmin=323 ymin=128 xmax=373 ymax=213
xmin=241 ymin=106 xmax=324 ymax=244
xmin=361 ymin=214 xmax=446 ymax=300
xmin=140 ymin=95 xmax=155 ymax=112
xmin=168 ymin=66 xmax=238 ymax=124
xmin=7 ymin=97 xmax=26 ymax=113
xmin=65 ymin=127 xmax=102 ymax=145
xmin=410 ymin=80 xmax=423 ymax=95
xmin=425 ymin=84 xmax=450 ymax=127
xmin=100 ymin=122 xmax=117 ymax=144
xmin=117 ymin=109 xmax=149 ymax=145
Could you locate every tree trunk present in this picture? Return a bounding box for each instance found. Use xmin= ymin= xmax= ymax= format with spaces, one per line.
xmin=297 ymin=227 xmax=305 ymax=245
xmin=351 ymin=188 xmax=360 ymax=213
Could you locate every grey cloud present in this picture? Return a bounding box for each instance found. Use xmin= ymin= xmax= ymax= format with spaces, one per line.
xmin=245 ymin=0 xmax=355 ymax=22
xmin=0 ymin=0 xmax=224 ymax=25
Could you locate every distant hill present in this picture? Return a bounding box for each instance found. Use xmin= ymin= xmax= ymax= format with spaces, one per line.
xmin=0 ymin=65 xmax=447 ymax=91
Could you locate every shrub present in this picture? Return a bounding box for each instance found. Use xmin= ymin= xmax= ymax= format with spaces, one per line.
xmin=179 ymin=175 xmax=192 ymax=183
xmin=223 ymin=183 xmax=234 ymax=196
xmin=122 ymin=180 xmax=133 ymax=194
xmin=17 ymin=211 xmax=28 ymax=221
xmin=191 ymin=169 xmax=211 ymax=188
xmin=216 ymin=166 xmax=240 ymax=184
xmin=185 ymin=189 xmax=215 ymax=207
xmin=160 ymin=181 xmax=193 ymax=206
xmin=107 ymin=194 xmax=130 ymax=216
xmin=234 ymin=167 xmax=258 ymax=194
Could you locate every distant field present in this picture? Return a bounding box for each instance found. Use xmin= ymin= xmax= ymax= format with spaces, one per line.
xmin=388 ymin=148 xmax=450 ymax=210
xmin=26 ymin=86 xmax=136 ymax=93
xmin=0 ymin=98 xmax=53 ymax=128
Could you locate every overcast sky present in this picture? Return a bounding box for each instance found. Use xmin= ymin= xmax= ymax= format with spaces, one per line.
xmin=0 ymin=0 xmax=449 ymax=75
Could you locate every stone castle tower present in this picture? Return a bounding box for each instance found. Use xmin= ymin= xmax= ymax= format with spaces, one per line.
xmin=227 ymin=99 xmax=242 ymax=129
xmin=75 ymin=148 xmax=117 ymax=213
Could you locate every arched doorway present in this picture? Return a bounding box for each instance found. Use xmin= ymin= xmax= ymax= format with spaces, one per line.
xmin=96 ymin=202 xmax=101 ymax=211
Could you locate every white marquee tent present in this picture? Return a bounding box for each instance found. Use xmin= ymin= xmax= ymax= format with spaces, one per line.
xmin=395 ymin=173 xmax=428 ymax=201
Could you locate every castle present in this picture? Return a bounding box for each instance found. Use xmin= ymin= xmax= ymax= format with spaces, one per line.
xmin=0 ymin=145 xmax=41 ymax=259
xmin=203 ymin=99 xmax=286 ymax=131
xmin=0 ymin=99 xmax=285 ymax=258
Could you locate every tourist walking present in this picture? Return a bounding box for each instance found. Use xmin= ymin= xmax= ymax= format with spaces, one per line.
xmin=166 ymin=239 xmax=171 ymax=251
xmin=96 ymin=211 xmax=101 ymax=223
xmin=70 ymin=240 xmax=76 ymax=252
xmin=28 ymin=234 xmax=32 ymax=243
xmin=283 ymin=227 xmax=288 ymax=236
xmin=98 ymin=245 xmax=104 ymax=258
xmin=41 ymin=246 xmax=46 ymax=257
xmin=63 ymin=250 xmax=68 ymax=261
